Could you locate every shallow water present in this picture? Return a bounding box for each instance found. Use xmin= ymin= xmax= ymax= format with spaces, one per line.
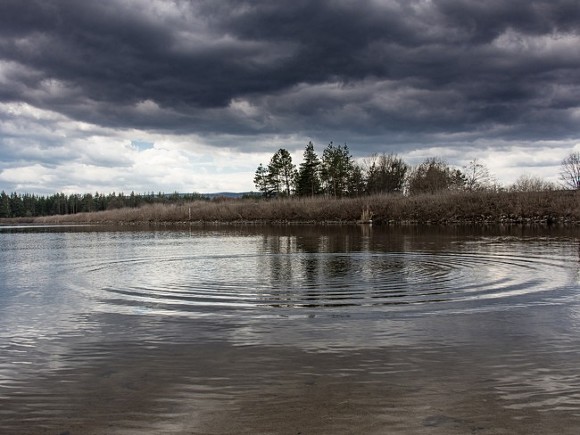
xmin=0 ymin=224 xmax=579 ymax=434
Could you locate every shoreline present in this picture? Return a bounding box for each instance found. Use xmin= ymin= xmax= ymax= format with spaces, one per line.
xmin=1 ymin=190 xmax=579 ymax=227
xmin=0 ymin=218 xmax=580 ymax=228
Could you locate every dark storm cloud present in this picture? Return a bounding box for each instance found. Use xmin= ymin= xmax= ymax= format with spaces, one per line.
xmin=1 ymin=0 xmax=580 ymax=148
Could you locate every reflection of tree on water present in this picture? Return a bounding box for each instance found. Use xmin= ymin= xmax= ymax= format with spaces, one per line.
xmin=255 ymin=227 xmax=444 ymax=308
xmin=576 ymin=243 xmax=580 ymax=285
xmin=217 ymin=225 xmax=574 ymax=310
xmin=259 ymin=230 xmax=368 ymax=307
xmin=252 ymin=225 xmax=573 ymax=309
xmin=256 ymin=235 xmax=297 ymax=307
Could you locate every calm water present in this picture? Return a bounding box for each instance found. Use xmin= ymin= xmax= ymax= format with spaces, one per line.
xmin=1 ymin=224 xmax=579 ymax=434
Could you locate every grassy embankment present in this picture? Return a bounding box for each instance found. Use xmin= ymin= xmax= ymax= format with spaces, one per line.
xmin=8 ymin=190 xmax=577 ymax=225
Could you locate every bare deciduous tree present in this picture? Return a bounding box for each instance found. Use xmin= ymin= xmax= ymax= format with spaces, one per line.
xmin=463 ymin=159 xmax=494 ymax=191
xmin=510 ymin=174 xmax=555 ymax=192
xmin=560 ymin=152 xmax=580 ymax=190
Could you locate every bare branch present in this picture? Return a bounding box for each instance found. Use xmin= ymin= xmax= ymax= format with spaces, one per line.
xmin=560 ymin=152 xmax=580 ymax=190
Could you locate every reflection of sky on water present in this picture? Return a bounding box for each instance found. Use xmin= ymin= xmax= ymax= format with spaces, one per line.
xmin=1 ymin=225 xmax=580 ymax=431
xmin=1 ymin=226 xmax=579 ymax=347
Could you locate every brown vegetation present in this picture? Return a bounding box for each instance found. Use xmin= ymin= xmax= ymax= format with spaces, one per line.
xmin=23 ymin=190 xmax=580 ymax=226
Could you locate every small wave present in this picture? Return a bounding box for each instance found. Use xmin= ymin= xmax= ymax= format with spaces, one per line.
xmin=69 ymin=250 xmax=577 ymax=316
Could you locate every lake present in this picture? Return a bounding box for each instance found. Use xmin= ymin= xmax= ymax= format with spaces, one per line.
xmin=1 ymin=224 xmax=579 ymax=434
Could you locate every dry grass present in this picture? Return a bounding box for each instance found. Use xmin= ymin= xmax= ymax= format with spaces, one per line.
xmin=27 ymin=190 xmax=580 ymax=225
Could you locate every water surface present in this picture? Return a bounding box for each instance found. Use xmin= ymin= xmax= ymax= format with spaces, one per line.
xmin=1 ymin=224 xmax=579 ymax=434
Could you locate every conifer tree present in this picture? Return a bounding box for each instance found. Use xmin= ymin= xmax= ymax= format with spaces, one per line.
xmin=296 ymin=142 xmax=322 ymax=196
xmin=254 ymin=163 xmax=273 ymax=197
xmin=268 ymin=148 xmax=296 ymax=196
xmin=0 ymin=191 xmax=11 ymax=218
xmin=320 ymin=142 xmax=355 ymax=197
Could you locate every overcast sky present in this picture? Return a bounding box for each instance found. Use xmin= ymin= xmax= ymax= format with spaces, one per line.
xmin=1 ymin=0 xmax=579 ymax=194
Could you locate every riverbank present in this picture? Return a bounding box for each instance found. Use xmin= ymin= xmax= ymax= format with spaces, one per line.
xmin=2 ymin=190 xmax=579 ymax=226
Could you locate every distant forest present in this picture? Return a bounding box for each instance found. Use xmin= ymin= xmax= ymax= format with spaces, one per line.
xmin=0 ymin=191 xmax=209 ymax=218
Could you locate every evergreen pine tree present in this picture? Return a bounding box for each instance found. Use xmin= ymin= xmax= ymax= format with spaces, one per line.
xmin=296 ymin=142 xmax=322 ymax=196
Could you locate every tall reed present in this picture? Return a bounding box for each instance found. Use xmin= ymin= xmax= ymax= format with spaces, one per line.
xmin=28 ymin=190 xmax=580 ymax=225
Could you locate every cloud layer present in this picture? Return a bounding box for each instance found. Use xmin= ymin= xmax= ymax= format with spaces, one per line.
xmin=1 ymin=0 xmax=580 ymax=193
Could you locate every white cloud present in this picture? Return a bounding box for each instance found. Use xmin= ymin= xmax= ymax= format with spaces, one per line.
xmin=0 ymin=164 xmax=55 ymax=185
xmin=1 ymin=98 xmax=578 ymax=194
xmin=0 ymin=102 xmax=263 ymax=194
xmin=400 ymin=139 xmax=576 ymax=187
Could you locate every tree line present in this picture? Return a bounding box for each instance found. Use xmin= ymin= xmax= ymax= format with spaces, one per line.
xmin=0 ymin=191 xmax=207 ymax=219
xmin=255 ymin=142 xmax=483 ymax=197
xmin=2 ymin=145 xmax=578 ymax=219
xmin=254 ymin=143 xmax=580 ymax=197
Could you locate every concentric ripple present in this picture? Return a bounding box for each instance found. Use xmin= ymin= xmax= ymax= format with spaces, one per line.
xmin=72 ymin=250 xmax=577 ymax=316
